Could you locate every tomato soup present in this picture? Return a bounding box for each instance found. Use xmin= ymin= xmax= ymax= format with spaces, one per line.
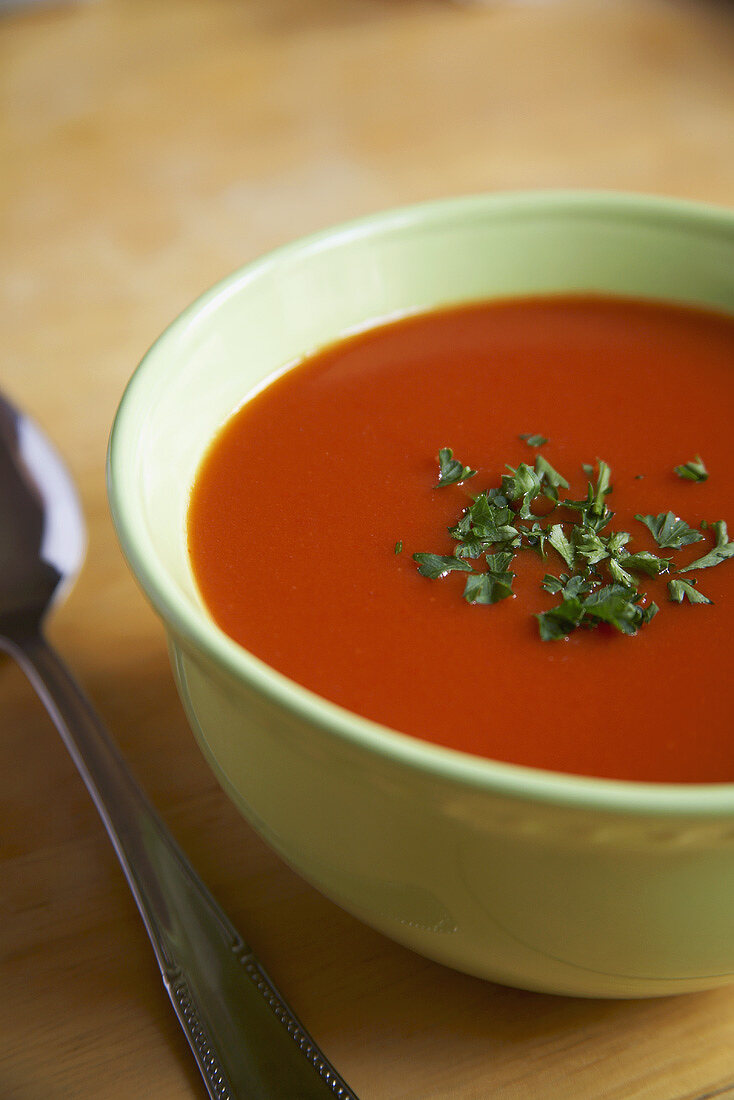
xmin=187 ymin=296 xmax=734 ymax=783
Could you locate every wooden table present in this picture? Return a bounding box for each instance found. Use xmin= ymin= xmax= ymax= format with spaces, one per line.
xmin=3 ymin=0 xmax=734 ymax=1096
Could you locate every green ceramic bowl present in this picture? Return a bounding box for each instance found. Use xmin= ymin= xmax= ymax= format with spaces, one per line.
xmin=108 ymin=192 xmax=734 ymax=998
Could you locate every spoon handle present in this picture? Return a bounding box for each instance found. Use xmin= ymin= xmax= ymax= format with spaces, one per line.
xmin=4 ymin=629 xmax=358 ymax=1100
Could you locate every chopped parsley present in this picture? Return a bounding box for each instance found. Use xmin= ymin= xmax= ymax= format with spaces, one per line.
xmin=635 ymin=511 xmax=704 ymax=550
xmin=675 ymin=455 xmax=708 ymax=482
xmin=545 ymin=524 xmax=573 ymax=569
xmin=463 ymin=552 xmax=515 ymax=605
xmin=668 ymin=578 xmax=712 ymax=604
xmin=536 ymin=596 xmax=585 ymax=640
xmin=519 ymin=433 xmax=548 ymax=448
xmin=409 ymin=442 xmax=731 ymax=641
xmin=433 ymin=447 xmax=476 ymax=488
xmin=501 ymin=463 xmax=543 ymax=520
xmin=679 ymin=520 xmax=734 ymax=572
xmin=413 ymin=553 xmax=473 ymax=579
xmin=535 ymin=454 xmax=569 ymax=501
xmin=542 ymin=572 xmax=592 ymax=599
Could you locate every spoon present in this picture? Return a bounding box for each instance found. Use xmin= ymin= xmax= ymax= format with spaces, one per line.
xmin=0 ymin=391 xmax=359 ymax=1100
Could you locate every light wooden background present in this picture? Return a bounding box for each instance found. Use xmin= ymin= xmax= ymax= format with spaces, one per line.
xmin=3 ymin=1 xmax=734 ymax=1096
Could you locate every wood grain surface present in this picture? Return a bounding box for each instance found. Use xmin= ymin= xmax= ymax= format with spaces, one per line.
xmin=3 ymin=1 xmax=734 ymax=1096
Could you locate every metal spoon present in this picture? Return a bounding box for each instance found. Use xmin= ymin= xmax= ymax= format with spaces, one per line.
xmin=0 ymin=391 xmax=359 ymax=1100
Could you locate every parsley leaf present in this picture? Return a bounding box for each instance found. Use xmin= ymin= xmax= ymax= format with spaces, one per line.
xmin=519 ymin=433 xmax=548 ymax=448
xmin=466 ymin=494 xmax=518 ymax=541
xmin=463 ymin=555 xmax=515 ymax=605
xmin=518 ymin=520 xmax=549 ymax=555
xmin=413 ymin=553 xmax=473 ymax=579
xmin=541 ymin=573 xmax=565 ymax=594
xmin=620 ymin=550 xmax=671 ymax=576
xmin=536 ymin=596 xmax=585 ymax=640
xmin=679 ymin=520 xmax=734 ymax=573
xmin=675 ymin=455 xmax=708 ymax=482
xmin=501 ymin=463 xmax=542 ymax=520
xmin=563 ymin=461 xmax=614 ymax=533
xmin=449 ymin=493 xmax=519 ymax=558
xmin=635 ymin=511 xmax=704 ymax=550
xmin=463 ymin=573 xmax=513 ymax=604
xmin=486 ymin=550 xmax=514 ymax=573
xmin=572 ymin=527 xmax=609 ymax=567
xmin=434 ymin=447 xmax=477 ymax=488
xmin=668 ymin=578 xmax=712 ymax=604
xmin=606 ymin=530 xmax=631 ymax=556
xmin=582 ymin=584 xmax=646 ymax=636
xmin=642 ymin=601 xmax=660 ymax=624
xmin=609 ymin=558 xmax=635 ymax=587
xmin=565 ymin=574 xmax=593 ymax=599
xmin=547 ymin=524 xmax=575 ymax=569
xmin=535 ymin=454 xmax=569 ymax=501
xmin=542 ymin=573 xmax=592 ymax=598
xmin=394 ymin=540 xmax=403 ymax=555
xmin=592 ymin=460 xmax=612 ymax=517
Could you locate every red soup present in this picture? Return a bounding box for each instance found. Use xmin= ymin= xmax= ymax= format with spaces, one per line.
xmin=187 ymin=296 xmax=734 ymax=783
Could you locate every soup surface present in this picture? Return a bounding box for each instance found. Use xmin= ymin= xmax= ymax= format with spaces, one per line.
xmin=188 ymin=296 xmax=734 ymax=782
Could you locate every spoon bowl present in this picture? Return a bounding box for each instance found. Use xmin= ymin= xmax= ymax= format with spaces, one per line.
xmin=0 ymin=394 xmax=85 ymax=626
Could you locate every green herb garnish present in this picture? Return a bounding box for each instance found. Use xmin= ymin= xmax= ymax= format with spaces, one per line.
xmin=547 ymin=524 xmax=575 ymax=569
xmin=581 ymin=584 xmax=651 ymax=635
xmin=394 ymin=540 xmax=403 ymax=555
xmin=519 ymin=433 xmax=548 ymax=448
xmin=448 ymin=492 xmax=519 ymax=556
xmin=501 ymin=463 xmax=542 ymax=520
xmin=535 ymin=454 xmax=569 ymax=501
xmin=675 ymin=455 xmax=708 ymax=482
xmin=413 ymin=553 xmax=473 ymax=579
xmin=668 ymin=578 xmax=712 ymax=604
xmin=408 ymin=439 xmax=729 ymax=641
xmin=619 ymin=551 xmax=671 ymax=576
xmin=463 ymin=552 xmax=515 ymax=605
xmin=592 ymin=460 xmax=612 ymax=517
xmin=562 ymin=461 xmax=614 ymax=533
xmin=608 ymin=558 xmax=634 ymax=587
xmin=542 ymin=573 xmax=592 ymax=598
xmin=433 ymin=447 xmax=476 ymax=488
xmin=572 ymin=527 xmax=609 ymax=567
xmin=536 ymin=596 xmax=585 ymax=640
xmin=679 ymin=520 xmax=734 ymax=572
xmin=635 ymin=511 xmax=704 ymax=550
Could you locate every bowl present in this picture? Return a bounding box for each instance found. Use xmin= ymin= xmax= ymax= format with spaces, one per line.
xmin=108 ymin=191 xmax=734 ymax=998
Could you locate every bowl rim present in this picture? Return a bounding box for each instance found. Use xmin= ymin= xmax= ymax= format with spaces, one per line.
xmin=107 ymin=188 xmax=734 ymax=817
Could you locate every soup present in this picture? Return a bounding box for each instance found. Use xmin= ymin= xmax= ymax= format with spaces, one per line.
xmin=187 ymin=295 xmax=734 ymax=783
